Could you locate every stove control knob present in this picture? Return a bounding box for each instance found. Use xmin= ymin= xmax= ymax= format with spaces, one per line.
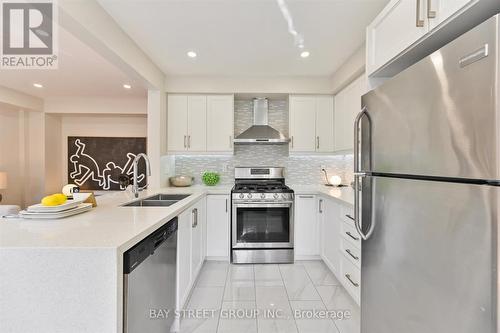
xmin=246 ymin=194 xmax=252 ymax=199
xmin=273 ymin=193 xmax=279 ymax=199
xmin=260 ymin=193 xmax=266 ymax=199
xmin=239 ymin=193 xmax=244 ymax=199
xmin=281 ymin=194 xmax=288 ymax=200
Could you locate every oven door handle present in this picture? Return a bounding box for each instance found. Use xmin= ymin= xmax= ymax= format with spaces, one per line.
xmin=232 ymin=202 xmax=293 ymax=207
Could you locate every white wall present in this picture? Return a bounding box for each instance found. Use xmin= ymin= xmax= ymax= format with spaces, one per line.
xmin=165 ymin=75 xmax=333 ymax=94
xmin=45 ymin=97 xmax=147 ymax=115
xmin=0 ymin=106 xmax=22 ymax=206
xmin=60 ymin=114 xmax=147 ymax=184
xmin=330 ymin=44 xmax=366 ymax=94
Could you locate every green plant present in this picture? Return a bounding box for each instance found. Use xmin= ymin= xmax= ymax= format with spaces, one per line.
xmin=202 ymin=172 xmax=220 ymax=186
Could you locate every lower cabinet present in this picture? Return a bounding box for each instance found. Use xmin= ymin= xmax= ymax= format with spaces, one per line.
xmin=176 ymin=197 xmax=206 ymax=310
xmin=206 ymin=195 xmax=230 ymax=259
xmin=294 ymin=195 xmax=320 ymax=258
xmin=317 ymin=195 xmax=361 ymax=305
xmin=320 ymin=198 xmax=341 ymax=275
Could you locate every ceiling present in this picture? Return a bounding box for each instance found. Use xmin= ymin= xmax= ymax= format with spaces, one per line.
xmin=98 ymin=0 xmax=389 ymax=77
xmin=0 ymin=27 xmax=147 ymax=99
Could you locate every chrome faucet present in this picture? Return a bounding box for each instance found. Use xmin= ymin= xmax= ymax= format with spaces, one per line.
xmin=132 ymin=153 xmax=152 ymax=198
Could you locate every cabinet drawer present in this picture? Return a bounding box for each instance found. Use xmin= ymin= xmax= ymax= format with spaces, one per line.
xmin=341 ymin=220 xmax=361 ymax=249
xmin=340 ymin=205 xmax=355 ymax=224
xmin=341 ymin=239 xmax=361 ymax=268
xmin=340 ymin=256 xmax=361 ymax=305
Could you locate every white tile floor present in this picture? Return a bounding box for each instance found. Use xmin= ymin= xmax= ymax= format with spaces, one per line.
xmin=179 ymin=260 xmax=360 ymax=333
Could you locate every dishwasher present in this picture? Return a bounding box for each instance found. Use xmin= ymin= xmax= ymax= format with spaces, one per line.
xmin=123 ymin=217 xmax=177 ymax=333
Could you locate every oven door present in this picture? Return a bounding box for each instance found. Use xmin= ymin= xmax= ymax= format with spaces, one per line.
xmin=232 ymin=201 xmax=294 ymax=249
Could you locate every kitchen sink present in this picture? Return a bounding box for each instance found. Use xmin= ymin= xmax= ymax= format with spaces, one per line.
xmin=122 ymin=194 xmax=191 ymax=207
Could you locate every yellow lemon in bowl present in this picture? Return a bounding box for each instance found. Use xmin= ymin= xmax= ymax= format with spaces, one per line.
xmin=41 ymin=193 xmax=68 ymax=206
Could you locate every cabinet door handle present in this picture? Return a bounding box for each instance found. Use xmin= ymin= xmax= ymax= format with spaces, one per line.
xmin=345 ymin=231 xmax=360 ymax=241
xmin=229 ymin=135 xmax=233 ymax=148
xmin=316 ymin=136 xmax=320 ymax=149
xmin=319 ymin=199 xmax=323 ymax=213
xmin=192 ymin=208 xmax=198 ymax=228
xmin=184 ymin=135 xmax=187 ymax=148
xmin=345 ymin=274 xmax=360 ymax=288
xmin=291 ymin=136 xmax=294 ymax=148
xmin=298 ymin=195 xmax=314 ymax=199
xmin=345 ymin=249 xmax=359 ymax=260
xmin=416 ymin=0 xmax=425 ymax=27
xmin=225 ymin=199 xmax=228 ymax=213
xmin=188 ymin=135 xmax=191 ymax=149
xmin=427 ymin=0 xmax=436 ymax=18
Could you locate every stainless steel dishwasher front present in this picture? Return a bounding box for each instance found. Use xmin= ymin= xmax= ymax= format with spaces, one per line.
xmin=123 ymin=217 xmax=178 ymax=333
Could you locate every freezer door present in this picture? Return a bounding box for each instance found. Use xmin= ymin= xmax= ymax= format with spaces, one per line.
xmin=360 ymin=176 xmax=497 ymax=333
xmin=361 ymin=15 xmax=499 ymax=180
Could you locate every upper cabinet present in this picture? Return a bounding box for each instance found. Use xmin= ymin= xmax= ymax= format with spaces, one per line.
xmin=168 ymin=94 xmax=234 ymax=154
xmin=207 ymin=95 xmax=234 ymax=152
xmin=430 ymin=0 xmax=478 ymax=29
xmin=367 ymin=0 xmax=429 ymax=75
xmin=334 ymin=75 xmax=367 ymax=152
xmin=289 ymin=95 xmax=335 ymax=153
xmin=367 ymin=0 xmax=495 ymax=77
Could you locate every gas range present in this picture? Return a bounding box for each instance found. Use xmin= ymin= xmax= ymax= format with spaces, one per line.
xmin=231 ymin=167 xmax=294 ymax=264
xmin=232 ymin=181 xmax=294 ymax=202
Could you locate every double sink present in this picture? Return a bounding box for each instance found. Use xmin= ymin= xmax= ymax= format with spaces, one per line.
xmin=123 ymin=194 xmax=191 ymax=207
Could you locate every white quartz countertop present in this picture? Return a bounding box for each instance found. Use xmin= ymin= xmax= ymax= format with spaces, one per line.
xmin=0 ymin=185 xmax=232 ymax=251
xmin=290 ymin=185 xmax=354 ymax=206
xmin=0 ymin=184 xmax=352 ymax=251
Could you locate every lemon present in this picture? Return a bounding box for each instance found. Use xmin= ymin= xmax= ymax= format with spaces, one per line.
xmin=41 ymin=193 xmax=67 ymax=206
xmin=53 ymin=193 xmax=67 ymax=204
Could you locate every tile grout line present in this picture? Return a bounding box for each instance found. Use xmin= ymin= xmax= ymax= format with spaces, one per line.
xmin=215 ymin=262 xmax=230 ymax=333
xmin=278 ymin=264 xmax=300 ymax=333
xmin=302 ymin=261 xmax=342 ymax=333
xmin=252 ymin=264 xmax=258 ymax=333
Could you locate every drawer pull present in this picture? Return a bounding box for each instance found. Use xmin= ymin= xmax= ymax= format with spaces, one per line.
xmin=345 ymin=231 xmax=360 ymax=241
xmin=345 ymin=249 xmax=359 ymax=260
xmin=345 ymin=274 xmax=360 ymax=288
xmin=345 ymin=214 xmax=354 ymax=221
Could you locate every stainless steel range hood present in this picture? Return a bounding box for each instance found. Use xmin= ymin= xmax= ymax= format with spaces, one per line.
xmin=233 ymin=98 xmax=290 ymax=145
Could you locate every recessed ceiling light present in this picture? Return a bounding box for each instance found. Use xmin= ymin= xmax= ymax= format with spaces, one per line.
xmin=33 ymin=83 xmax=43 ymax=88
xmin=187 ymin=51 xmax=197 ymax=58
xmin=123 ymin=84 xmax=132 ymax=89
xmin=300 ymin=51 xmax=310 ymax=58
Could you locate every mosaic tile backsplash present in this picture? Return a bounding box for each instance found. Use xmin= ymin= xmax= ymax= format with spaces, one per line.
xmin=174 ymin=99 xmax=354 ymax=186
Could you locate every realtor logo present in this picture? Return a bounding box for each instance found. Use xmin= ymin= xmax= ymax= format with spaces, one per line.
xmin=1 ymin=0 xmax=58 ymax=69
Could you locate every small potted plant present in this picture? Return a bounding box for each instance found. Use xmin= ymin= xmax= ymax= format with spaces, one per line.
xmin=202 ymin=172 xmax=220 ymax=186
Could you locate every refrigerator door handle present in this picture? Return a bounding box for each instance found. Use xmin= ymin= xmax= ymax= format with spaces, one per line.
xmin=354 ymin=107 xmax=375 ymax=240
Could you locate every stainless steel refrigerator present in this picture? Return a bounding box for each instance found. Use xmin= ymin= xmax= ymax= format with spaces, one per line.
xmin=356 ymin=14 xmax=499 ymax=333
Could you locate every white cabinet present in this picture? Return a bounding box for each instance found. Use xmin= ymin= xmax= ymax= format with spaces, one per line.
xmin=334 ymin=75 xmax=367 ymax=152
xmin=206 ymin=195 xmax=230 ymax=259
xmin=315 ymin=96 xmax=335 ymax=152
xmin=168 ymin=94 xmax=234 ymax=154
xmin=294 ymin=195 xmax=320 ymax=258
xmin=367 ymin=0 xmax=428 ymax=75
xmin=176 ymin=208 xmax=192 ymax=310
xmin=289 ymin=96 xmax=316 ymax=152
xmin=207 ymin=95 xmax=234 ymax=152
xmin=366 ymin=0 xmax=484 ymax=76
xmin=190 ymin=198 xmax=206 ymax=280
xmin=187 ymin=96 xmax=207 ymax=152
xmin=289 ymin=95 xmax=334 ymax=153
xmin=167 ymin=95 xmax=207 ymax=152
xmin=167 ymin=95 xmax=188 ymax=152
xmin=320 ymin=197 xmax=342 ymax=275
xmin=429 ymin=0 xmax=476 ymax=29
xmin=176 ymin=197 xmax=207 ymax=310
